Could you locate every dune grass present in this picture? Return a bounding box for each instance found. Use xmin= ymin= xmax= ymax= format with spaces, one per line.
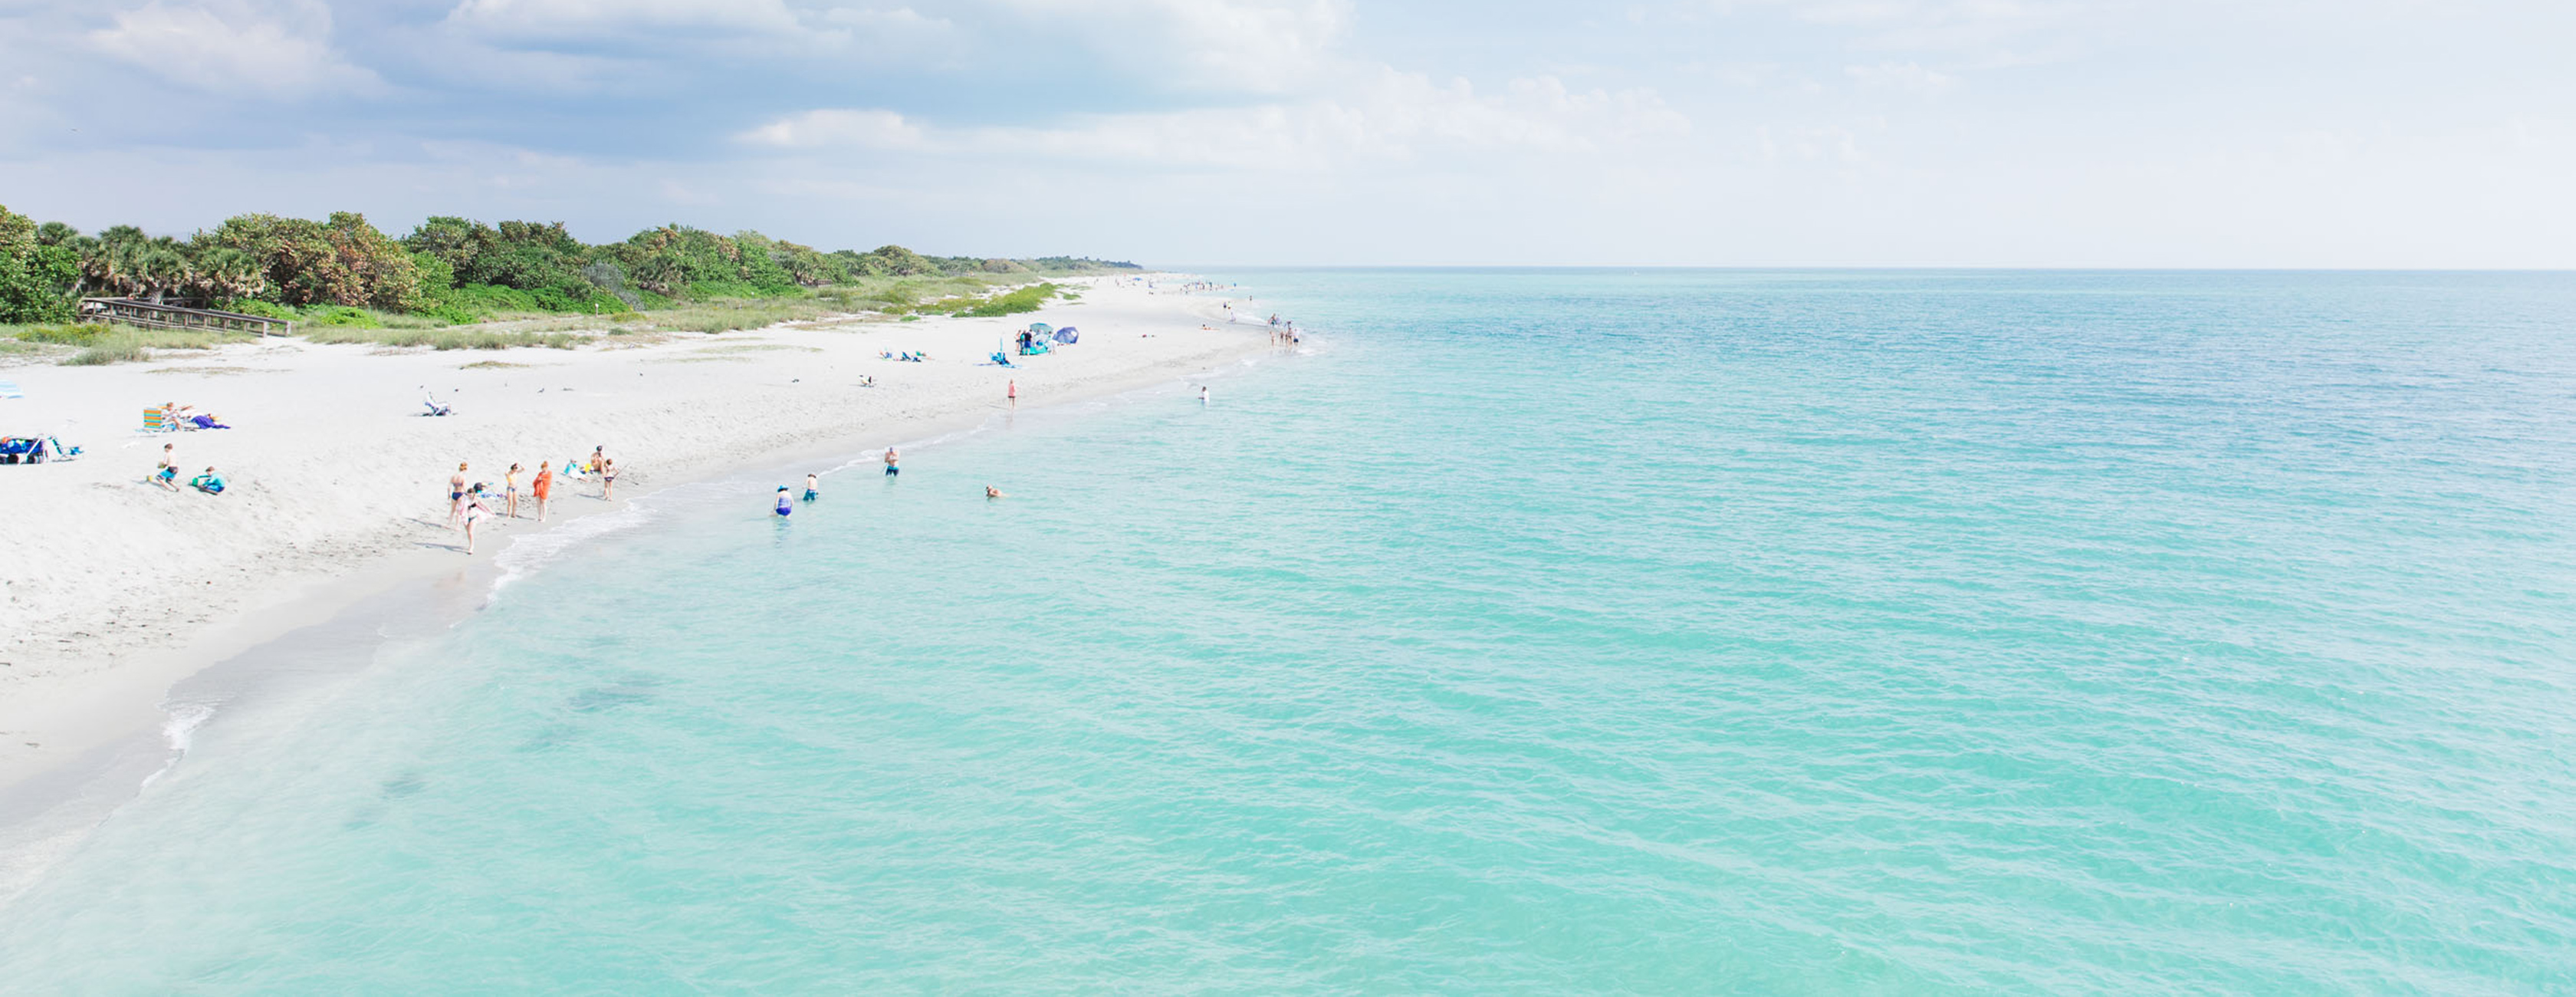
xmin=3 ymin=322 xmax=258 ymax=366
xmin=954 ymin=282 xmax=1061 ymax=318
xmin=304 ymin=326 xmax=592 ymax=350
xmin=125 ymin=272 xmax=1076 ymax=360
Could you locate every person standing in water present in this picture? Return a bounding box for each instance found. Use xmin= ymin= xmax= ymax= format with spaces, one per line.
xmin=775 ymin=485 xmax=794 ymax=518
xmin=803 ymin=472 xmax=820 ymax=502
xmin=531 ymin=461 xmax=554 ymax=522
xmin=1200 ymin=385 xmax=1211 ymax=404
xmin=883 ymin=447 xmax=899 ymax=478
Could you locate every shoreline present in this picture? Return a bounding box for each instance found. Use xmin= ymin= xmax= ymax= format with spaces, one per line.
xmin=0 ymin=275 xmax=1271 ymax=811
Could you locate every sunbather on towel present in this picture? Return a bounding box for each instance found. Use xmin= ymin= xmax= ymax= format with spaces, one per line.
xmin=189 ymin=414 xmax=231 ymax=429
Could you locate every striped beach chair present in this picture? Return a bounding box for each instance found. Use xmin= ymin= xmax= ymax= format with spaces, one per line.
xmin=141 ymin=408 xmax=172 ymax=433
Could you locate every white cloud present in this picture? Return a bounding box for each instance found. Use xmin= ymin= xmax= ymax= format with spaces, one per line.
xmin=739 ymin=68 xmax=1690 ymax=170
xmin=89 ymin=1 xmax=381 ymax=100
xmin=1716 ymin=0 xmax=2088 ymax=64
xmin=987 ymin=0 xmax=1354 ymax=92
xmin=821 ymin=5 xmax=953 ymax=31
xmin=741 ymin=109 xmax=928 ymax=150
xmin=445 ymin=0 xmax=800 ymax=38
xmin=1845 ymin=61 xmax=1957 ymax=93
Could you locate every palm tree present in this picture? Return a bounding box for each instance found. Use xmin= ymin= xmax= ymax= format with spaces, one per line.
xmin=186 ymin=246 xmax=266 ymax=304
xmin=127 ymin=239 xmax=188 ymax=304
xmin=67 ymin=235 xmax=110 ymax=297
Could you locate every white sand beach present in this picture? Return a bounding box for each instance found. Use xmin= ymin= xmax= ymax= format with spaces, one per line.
xmin=0 ymin=277 xmax=1267 ymax=791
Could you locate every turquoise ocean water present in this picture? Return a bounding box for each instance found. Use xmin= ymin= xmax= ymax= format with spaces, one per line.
xmin=2 ymin=270 xmax=2572 ymax=991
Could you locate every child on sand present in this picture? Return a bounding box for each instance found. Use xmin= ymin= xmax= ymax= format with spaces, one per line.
xmin=531 ymin=462 xmax=554 ymax=522
xmin=153 ymin=443 xmax=179 ymax=491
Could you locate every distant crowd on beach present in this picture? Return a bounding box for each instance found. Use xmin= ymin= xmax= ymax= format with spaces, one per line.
xmin=140 ymin=287 xmax=1267 ymax=559
xmin=444 ymin=446 xmax=614 ymax=554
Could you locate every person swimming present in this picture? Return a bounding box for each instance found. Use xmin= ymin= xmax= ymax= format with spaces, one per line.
xmin=984 ymin=485 xmax=1007 ymax=499
xmin=775 ymin=486 xmax=794 ymax=517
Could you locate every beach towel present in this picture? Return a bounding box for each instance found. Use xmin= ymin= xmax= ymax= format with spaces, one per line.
xmin=0 ymin=380 xmax=21 ymax=400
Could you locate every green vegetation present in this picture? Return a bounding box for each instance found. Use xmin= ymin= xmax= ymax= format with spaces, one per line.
xmin=16 ymin=324 xmax=255 ymax=366
xmin=301 ymin=326 xmax=591 ymax=350
xmin=956 ymin=282 xmax=1061 ymax=318
xmin=1 ymin=202 xmax=1132 ymax=363
xmin=0 ymin=205 xmax=80 ymax=324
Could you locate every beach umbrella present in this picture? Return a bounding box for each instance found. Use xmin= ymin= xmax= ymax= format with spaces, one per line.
xmin=1029 ymin=323 xmax=1053 ymax=335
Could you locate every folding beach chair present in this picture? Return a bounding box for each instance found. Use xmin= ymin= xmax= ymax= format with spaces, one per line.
xmin=141 ymin=409 xmax=172 ymax=433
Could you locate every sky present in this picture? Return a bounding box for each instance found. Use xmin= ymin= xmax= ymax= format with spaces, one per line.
xmin=0 ymin=0 xmax=2570 ymax=267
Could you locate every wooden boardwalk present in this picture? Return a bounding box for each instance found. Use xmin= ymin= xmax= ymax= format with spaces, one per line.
xmin=78 ymin=298 xmax=296 ymax=336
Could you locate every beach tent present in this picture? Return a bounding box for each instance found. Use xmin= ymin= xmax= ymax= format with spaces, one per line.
xmin=1028 ymin=323 xmax=1053 ymax=337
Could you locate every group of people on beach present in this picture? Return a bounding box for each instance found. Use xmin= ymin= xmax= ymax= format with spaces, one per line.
xmin=150 ymin=442 xmax=225 ymax=495
xmin=156 ymin=400 xmax=232 ymax=430
xmin=447 ymin=446 xmax=616 ymax=554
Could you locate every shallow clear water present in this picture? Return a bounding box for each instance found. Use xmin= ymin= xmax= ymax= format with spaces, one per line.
xmin=4 ymin=270 xmax=2573 ymax=991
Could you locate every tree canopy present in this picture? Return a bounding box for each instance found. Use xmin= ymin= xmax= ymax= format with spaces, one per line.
xmin=2 ymin=206 xmax=1142 ymax=325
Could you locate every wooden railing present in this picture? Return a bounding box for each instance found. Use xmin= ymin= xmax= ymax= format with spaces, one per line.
xmin=77 ymin=298 xmax=296 ymax=337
